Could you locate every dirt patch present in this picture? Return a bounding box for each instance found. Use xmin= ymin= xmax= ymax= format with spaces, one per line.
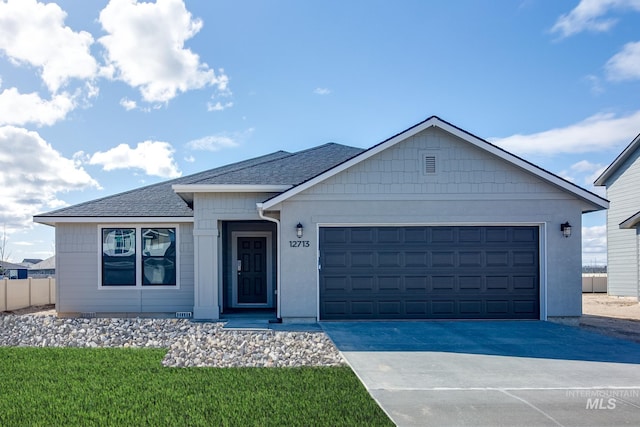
xmin=581 ymin=294 xmax=640 ymax=344
xmin=1 ymin=304 xmax=56 ymax=317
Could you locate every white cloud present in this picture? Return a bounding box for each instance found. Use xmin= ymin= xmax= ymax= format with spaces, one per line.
xmin=98 ymin=0 xmax=227 ymax=103
xmin=0 ymin=88 xmax=76 ymax=127
xmin=120 ymin=98 xmax=137 ymax=111
xmin=186 ymin=135 xmax=239 ymax=151
xmin=186 ymin=128 xmax=254 ymax=152
xmin=583 ymin=74 xmax=605 ymax=94
xmin=207 ymin=101 xmax=233 ymax=112
xmin=551 ymin=0 xmax=640 ymax=38
xmin=88 ymin=140 xmax=182 ymax=178
xmin=491 ymin=111 xmax=640 ymax=155
xmin=0 ymin=0 xmax=98 ymax=93
xmin=313 ymin=87 xmax=332 ymax=95
xmin=605 ymin=41 xmax=640 ymax=81
xmin=582 ymin=225 xmax=607 ymax=265
xmin=559 ymin=160 xmax=606 ymax=187
xmin=0 ymin=126 xmax=100 ymax=229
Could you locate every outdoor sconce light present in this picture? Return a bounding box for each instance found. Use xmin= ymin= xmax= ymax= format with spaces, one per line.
xmin=296 ymin=223 xmax=304 ymax=238
xmin=561 ymin=221 xmax=572 ymax=238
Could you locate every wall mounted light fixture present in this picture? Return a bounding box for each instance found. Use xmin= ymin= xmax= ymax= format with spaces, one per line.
xmin=296 ymin=223 xmax=304 ymax=238
xmin=560 ymin=221 xmax=572 ymax=238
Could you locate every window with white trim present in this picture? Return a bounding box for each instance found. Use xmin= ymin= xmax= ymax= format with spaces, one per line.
xmin=101 ymin=226 xmax=177 ymax=287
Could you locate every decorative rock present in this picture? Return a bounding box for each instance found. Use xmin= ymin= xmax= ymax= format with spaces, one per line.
xmin=0 ymin=313 xmax=345 ymax=368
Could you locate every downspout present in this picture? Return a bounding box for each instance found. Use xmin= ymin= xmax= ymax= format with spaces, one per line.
xmin=257 ymin=203 xmax=282 ymax=322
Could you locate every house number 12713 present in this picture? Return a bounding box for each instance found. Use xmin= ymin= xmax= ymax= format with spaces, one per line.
xmin=289 ymin=240 xmax=310 ymax=248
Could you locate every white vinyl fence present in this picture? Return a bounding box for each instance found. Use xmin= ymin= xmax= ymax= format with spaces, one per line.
xmin=582 ymin=274 xmax=607 ymax=293
xmin=0 ymin=277 xmax=56 ymax=312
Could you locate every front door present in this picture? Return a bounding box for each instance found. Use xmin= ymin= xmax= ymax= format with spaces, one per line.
xmin=237 ymin=236 xmax=267 ymax=304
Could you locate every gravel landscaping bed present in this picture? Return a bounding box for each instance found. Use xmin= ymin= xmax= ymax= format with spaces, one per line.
xmin=0 ymin=314 xmax=345 ymax=368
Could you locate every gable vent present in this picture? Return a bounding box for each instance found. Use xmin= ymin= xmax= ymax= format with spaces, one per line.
xmin=424 ymin=155 xmax=436 ymax=174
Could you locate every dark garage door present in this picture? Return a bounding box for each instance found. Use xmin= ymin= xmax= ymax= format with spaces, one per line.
xmin=319 ymin=226 xmax=539 ymax=320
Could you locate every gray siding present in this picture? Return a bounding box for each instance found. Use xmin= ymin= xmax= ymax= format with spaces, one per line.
xmin=604 ymin=148 xmax=640 ymax=297
xmin=55 ymin=222 xmax=194 ymax=314
xmin=276 ymin=127 xmax=584 ymax=320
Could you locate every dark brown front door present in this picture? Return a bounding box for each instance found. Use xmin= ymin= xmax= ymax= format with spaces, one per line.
xmin=237 ymin=236 xmax=267 ymax=304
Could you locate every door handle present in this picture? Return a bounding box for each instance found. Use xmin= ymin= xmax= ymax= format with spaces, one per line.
xmin=237 ymin=259 xmax=242 ymax=274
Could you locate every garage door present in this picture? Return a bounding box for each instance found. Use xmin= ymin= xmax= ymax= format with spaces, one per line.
xmin=319 ymin=226 xmax=539 ymax=320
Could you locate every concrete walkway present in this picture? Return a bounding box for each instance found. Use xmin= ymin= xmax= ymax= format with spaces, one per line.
xmin=322 ymin=321 xmax=640 ymax=427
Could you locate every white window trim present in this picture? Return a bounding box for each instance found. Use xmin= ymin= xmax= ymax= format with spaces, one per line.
xmin=98 ymin=224 xmax=180 ymax=290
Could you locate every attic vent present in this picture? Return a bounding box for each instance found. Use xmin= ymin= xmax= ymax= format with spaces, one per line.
xmin=424 ymin=155 xmax=436 ymax=174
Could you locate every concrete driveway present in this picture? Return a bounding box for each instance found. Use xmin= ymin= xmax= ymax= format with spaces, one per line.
xmin=322 ymin=321 xmax=640 ymax=427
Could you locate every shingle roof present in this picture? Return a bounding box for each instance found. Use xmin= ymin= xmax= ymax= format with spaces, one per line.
xmin=34 ymin=143 xmax=363 ymax=219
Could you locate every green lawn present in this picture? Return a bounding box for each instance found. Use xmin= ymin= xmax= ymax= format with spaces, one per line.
xmin=0 ymin=347 xmax=392 ymax=427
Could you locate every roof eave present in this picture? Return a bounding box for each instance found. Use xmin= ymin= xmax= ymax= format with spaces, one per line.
xmin=33 ymin=216 xmax=194 ymax=226
xmin=594 ymin=133 xmax=640 ymax=186
xmin=620 ymin=211 xmax=640 ymax=229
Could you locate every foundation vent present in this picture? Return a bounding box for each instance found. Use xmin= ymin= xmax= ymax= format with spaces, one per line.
xmin=80 ymin=312 xmax=96 ymax=319
xmin=175 ymin=311 xmax=193 ymax=319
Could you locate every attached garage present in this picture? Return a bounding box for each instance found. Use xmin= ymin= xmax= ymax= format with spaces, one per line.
xmin=319 ymin=226 xmax=540 ymax=320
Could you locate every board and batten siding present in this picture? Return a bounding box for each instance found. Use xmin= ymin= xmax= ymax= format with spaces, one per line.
xmin=604 ymin=147 xmax=640 ymax=297
xmin=55 ymin=222 xmax=194 ymax=314
xmin=275 ymin=127 xmax=584 ymax=320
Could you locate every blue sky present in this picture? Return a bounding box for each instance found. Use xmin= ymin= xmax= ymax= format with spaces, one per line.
xmin=1 ymin=0 xmax=639 ymax=265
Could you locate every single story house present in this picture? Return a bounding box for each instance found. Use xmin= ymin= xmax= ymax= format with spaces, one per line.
xmin=0 ymin=261 xmax=29 ymax=279
xmin=35 ymin=116 xmax=608 ymax=322
xmin=594 ymin=132 xmax=640 ymax=299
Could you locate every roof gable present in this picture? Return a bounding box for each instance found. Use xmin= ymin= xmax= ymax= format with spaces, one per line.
xmin=594 ymin=133 xmax=640 ymax=186
xmin=261 ymin=116 xmax=609 ymax=212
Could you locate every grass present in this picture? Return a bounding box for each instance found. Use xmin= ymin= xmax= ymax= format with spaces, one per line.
xmin=0 ymin=347 xmax=392 ymax=427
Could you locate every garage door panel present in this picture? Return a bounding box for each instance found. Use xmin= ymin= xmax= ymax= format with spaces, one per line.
xmin=459 ymin=300 xmax=482 ymax=314
xmin=486 ymin=228 xmax=509 ymax=242
xmin=405 ymin=252 xmax=428 ymax=267
xmin=405 ymin=276 xmax=428 ymax=291
xmin=432 ymin=252 xmax=455 ymax=267
xmin=459 ymin=276 xmax=482 ymax=290
xmin=459 ymin=251 xmax=482 ymax=267
xmin=378 ymin=252 xmax=402 ymax=267
xmin=432 ymin=276 xmax=455 ymax=290
xmin=323 ymin=252 xmax=348 ymax=268
xmin=486 ymin=276 xmax=509 ymax=290
xmin=486 ymin=300 xmax=510 ymax=314
xmin=319 ymin=226 xmax=539 ymax=320
xmin=432 ymin=300 xmax=456 ymax=315
xmin=352 ymin=301 xmax=374 ymax=315
xmin=351 ymin=252 xmax=375 ymax=267
xmin=486 ymin=251 xmax=509 ymax=266
xmin=377 ymin=276 xmax=401 ymax=291
xmin=432 ymin=228 xmax=455 ymax=242
xmin=351 ymin=276 xmax=374 ymax=291
xmin=351 ymin=228 xmax=375 ymax=243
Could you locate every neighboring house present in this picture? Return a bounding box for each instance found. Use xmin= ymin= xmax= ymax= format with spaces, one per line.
xmin=34 ymin=116 xmax=608 ymax=322
xmin=29 ymin=256 xmax=56 ymax=278
xmin=21 ymin=258 xmax=43 ymax=268
xmin=594 ymin=133 xmax=640 ymax=299
xmin=0 ymin=261 xmax=28 ymax=279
